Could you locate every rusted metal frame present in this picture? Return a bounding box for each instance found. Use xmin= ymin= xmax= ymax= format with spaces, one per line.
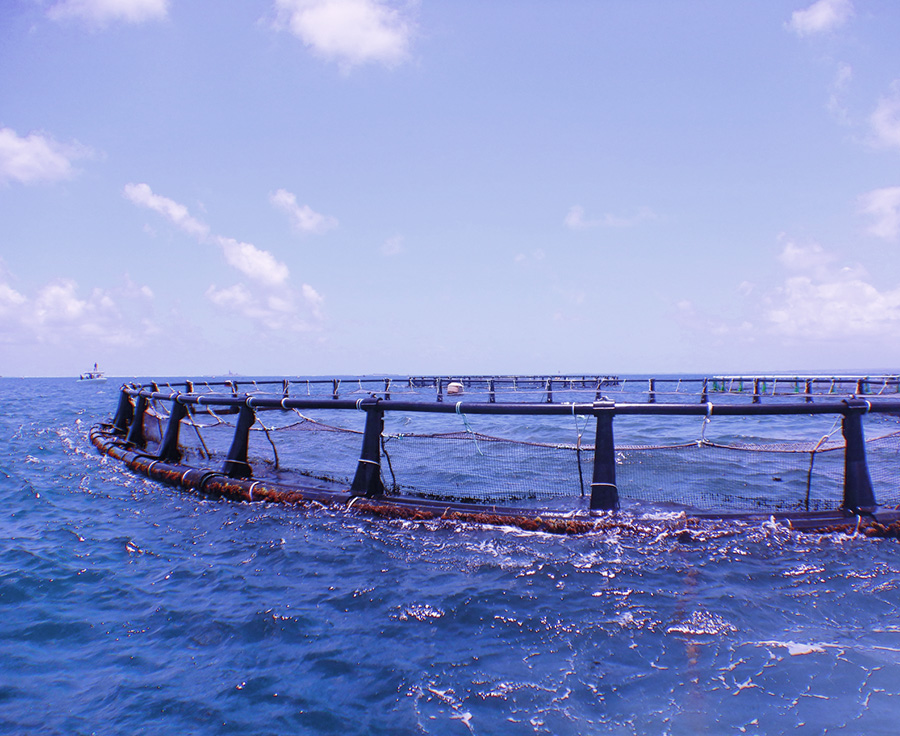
xmin=125 ymin=384 xmax=893 ymax=513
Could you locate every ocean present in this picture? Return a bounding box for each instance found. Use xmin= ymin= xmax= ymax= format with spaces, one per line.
xmin=2 ymin=377 xmax=899 ymax=735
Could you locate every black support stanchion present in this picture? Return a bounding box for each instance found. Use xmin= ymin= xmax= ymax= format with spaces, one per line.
xmin=223 ymin=402 xmax=256 ymax=479
xmin=841 ymin=400 xmax=876 ymax=511
xmin=112 ymin=390 xmax=134 ymax=434
xmin=590 ymin=401 xmax=619 ymax=511
xmin=125 ymin=394 xmax=148 ymax=447
xmin=350 ymin=398 xmax=385 ymax=497
xmin=157 ymin=397 xmax=187 ymax=463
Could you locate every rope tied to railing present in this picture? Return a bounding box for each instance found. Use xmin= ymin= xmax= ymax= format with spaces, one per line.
xmin=571 ymin=402 xmax=588 ymax=496
xmin=456 ymin=401 xmax=483 ymax=455
xmin=699 ymin=401 xmax=714 ymax=445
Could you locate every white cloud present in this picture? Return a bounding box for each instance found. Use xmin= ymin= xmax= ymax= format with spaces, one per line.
xmin=206 ymin=283 xmax=254 ymax=310
xmin=125 ymin=183 xmax=326 ymax=329
xmin=859 ymin=187 xmax=900 ymax=241
xmin=827 ymin=63 xmax=853 ymax=123
xmin=0 ymin=272 xmax=159 ymax=348
xmin=0 ymin=283 xmax=27 ymax=314
xmin=205 ymin=282 xmax=322 ymax=331
xmin=0 ymin=128 xmax=91 ymax=185
xmin=34 ymin=280 xmax=88 ymax=323
xmin=767 ymin=274 xmax=900 ymax=338
xmin=301 ymin=283 xmax=324 ymax=319
xmin=870 ymin=81 xmax=900 ymax=151
xmin=274 ymin=0 xmax=414 ymax=70
xmin=48 ymin=0 xmax=168 ymax=26
xmin=514 ymin=249 xmax=545 ymax=265
xmin=124 ymin=183 xmax=291 ymax=286
xmin=776 ymin=238 xmax=835 ymax=274
xmin=270 ymin=188 xmax=338 ymax=234
xmin=124 ymin=183 xmax=210 ymax=240
xmin=216 ymin=237 xmax=290 ymax=287
xmin=676 ymin=238 xmax=900 ymax=343
xmin=765 ymin=240 xmax=900 ymax=339
xmin=564 ymin=204 xmax=656 ymax=230
xmin=787 ymin=0 xmax=853 ymax=37
xmin=381 ymin=235 xmax=403 ymax=256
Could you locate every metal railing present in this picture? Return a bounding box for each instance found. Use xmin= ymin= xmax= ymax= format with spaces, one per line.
xmin=107 ymin=375 xmax=900 ymax=515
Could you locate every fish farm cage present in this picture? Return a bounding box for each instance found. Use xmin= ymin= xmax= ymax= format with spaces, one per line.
xmin=90 ymin=374 xmax=900 ymax=535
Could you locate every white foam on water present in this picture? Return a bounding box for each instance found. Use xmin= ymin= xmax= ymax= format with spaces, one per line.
xmin=756 ymin=640 xmax=827 ymax=656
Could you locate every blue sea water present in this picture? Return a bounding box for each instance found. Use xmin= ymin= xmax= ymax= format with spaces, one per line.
xmin=2 ymin=377 xmax=900 ymax=735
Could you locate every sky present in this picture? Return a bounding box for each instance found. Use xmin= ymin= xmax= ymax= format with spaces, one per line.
xmin=2 ymin=0 xmax=900 ymax=378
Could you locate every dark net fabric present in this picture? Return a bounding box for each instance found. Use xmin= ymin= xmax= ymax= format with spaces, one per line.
xmin=139 ymin=405 xmax=900 ymax=514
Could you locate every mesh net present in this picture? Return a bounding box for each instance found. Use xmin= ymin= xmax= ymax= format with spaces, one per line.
xmin=139 ymin=400 xmax=900 ymax=514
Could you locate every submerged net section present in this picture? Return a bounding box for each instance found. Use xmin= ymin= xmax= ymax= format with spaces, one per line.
xmin=138 ymin=401 xmax=900 ymax=514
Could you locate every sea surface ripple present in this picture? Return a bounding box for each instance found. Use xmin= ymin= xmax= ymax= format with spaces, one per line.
xmin=1 ymin=378 xmax=899 ymax=735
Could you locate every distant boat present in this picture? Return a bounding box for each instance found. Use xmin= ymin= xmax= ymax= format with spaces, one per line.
xmin=79 ymin=363 xmax=106 ymax=382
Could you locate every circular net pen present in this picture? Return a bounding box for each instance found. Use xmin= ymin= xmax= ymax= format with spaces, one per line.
xmin=91 ymin=375 xmax=900 ymax=534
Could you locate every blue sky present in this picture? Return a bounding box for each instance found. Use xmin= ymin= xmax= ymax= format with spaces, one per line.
xmin=2 ymin=0 xmax=900 ymax=378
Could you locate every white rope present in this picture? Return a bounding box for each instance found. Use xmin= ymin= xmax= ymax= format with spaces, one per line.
xmin=699 ymin=402 xmax=714 ymax=445
xmin=456 ymin=401 xmax=483 ymax=455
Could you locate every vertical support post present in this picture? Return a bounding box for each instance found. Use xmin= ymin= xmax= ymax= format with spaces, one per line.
xmin=700 ymin=378 xmax=709 ymax=403
xmin=350 ymin=398 xmax=385 ymax=497
xmin=384 ymin=378 xmax=391 ymax=400
xmin=282 ymin=380 xmax=289 ymax=397
xmin=223 ymin=401 xmax=256 ymax=479
xmin=185 ymin=380 xmax=194 ymax=393
xmin=546 ymin=378 xmax=553 ymax=403
xmin=157 ymin=397 xmax=187 ymax=463
xmin=590 ymin=401 xmax=619 ymax=511
xmin=855 ymin=378 xmax=864 ymax=396
xmin=112 ymin=390 xmax=134 ymax=434
xmin=332 ymin=379 xmax=339 ymax=399
xmin=489 ymin=378 xmax=496 ymax=403
xmin=437 ymin=377 xmax=443 ymax=402
xmin=125 ymin=394 xmax=148 ymax=447
xmin=805 ymin=379 xmax=813 ymax=403
xmin=841 ymin=400 xmax=876 ymax=511
xmin=752 ymin=378 xmax=761 ymax=404
xmin=648 ymin=378 xmax=656 ymax=403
